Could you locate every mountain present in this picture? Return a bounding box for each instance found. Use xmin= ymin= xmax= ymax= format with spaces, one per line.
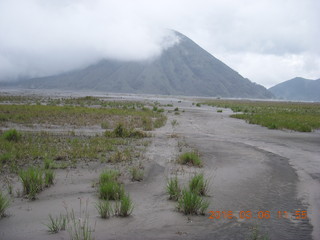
xmin=11 ymin=31 xmax=273 ymax=99
xmin=269 ymin=77 xmax=320 ymax=102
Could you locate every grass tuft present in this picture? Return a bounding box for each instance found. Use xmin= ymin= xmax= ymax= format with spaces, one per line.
xmin=189 ymin=173 xmax=209 ymax=196
xmin=177 ymin=152 xmax=202 ymax=167
xmin=2 ymin=129 xmax=21 ymax=142
xmin=45 ymin=214 xmax=67 ymax=233
xmin=166 ymin=177 xmax=181 ymax=201
xmin=99 ymin=169 xmax=120 ymax=184
xmin=0 ymin=190 xmax=10 ymax=217
xmin=19 ymin=167 xmax=43 ymax=200
xmin=130 ymin=167 xmax=144 ymax=182
xmin=44 ymin=169 xmax=55 ymax=187
xmin=115 ymin=193 xmax=134 ymax=217
xmin=95 ymin=200 xmax=113 ymax=219
xmin=177 ymin=190 xmax=209 ymax=215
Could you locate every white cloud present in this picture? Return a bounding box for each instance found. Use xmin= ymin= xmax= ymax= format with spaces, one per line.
xmin=0 ymin=0 xmax=319 ymax=87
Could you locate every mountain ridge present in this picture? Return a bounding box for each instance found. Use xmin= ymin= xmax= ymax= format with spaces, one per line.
xmin=269 ymin=77 xmax=320 ymax=101
xmin=7 ymin=31 xmax=273 ymax=99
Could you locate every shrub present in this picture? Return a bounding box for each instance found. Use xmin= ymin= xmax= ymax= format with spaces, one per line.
xmin=19 ymin=167 xmax=44 ymax=200
xmin=189 ymin=173 xmax=208 ymax=196
xmin=105 ymin=123 xmax=147 ymax=138
xmin=174 ymin=107 xmax=179 ymax=112
xmin=177 ymin=152 xmax=202 ymax=167
xmin=196 ymin=103 xmax=201 ymax=107
xmin=2 ymin=129 xmax=21 ymax=142
xmin=113 ymin=123 xmax=127 ymax=137
xmin=99 ymin=181 xmax=124 ymax=200
xmin=130 ymin=167 xmax=144 ymax=182
xmin=95 ymin=200 xmax=113 ymax=219
xmin=0 ymin=191 xmax=10 ymax=217
xmin=167 ymin=177 xmax=180 ymax=201
xmin=177 ymin=190 xmax=209 ymax=215
xmin=115 ymin=193 xmax=133 ymax=217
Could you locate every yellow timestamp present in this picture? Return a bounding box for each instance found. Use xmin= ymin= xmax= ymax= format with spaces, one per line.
xmin=208 ymin=210 xmax=308 ymax=220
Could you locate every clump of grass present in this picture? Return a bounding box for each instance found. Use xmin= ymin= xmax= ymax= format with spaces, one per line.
xmin=109 ymin=150 xmax=131 ymax=162
xmin=44 ymin=169 xmax=55 ymax=187
xmin=0 ymin=190 xmax=10 ymax=217
xmin=171 ymin=119 xmax=178 ymax=127
xmin=105 ymin=123 xmax=147 ymax=138
xmin=99 ymin=181 xmax=124 ymax=200
xmin=177 ymin=152 xmax=202 ymax=167
xmin=45 ymin=214 xmax=67 ymax=233
xmin=99 ymin=169 xmax=120 ymax=184
xmin=142 ymin=117 xmax=153 ymax=131
xmin=44 ymin=157 xmax=54 ymax=169
xmin=67 ymin=199 xmax=94 ymax=240
xmin=177 ymin=190 xmax=209 ymax=215
xmin=217 ymin=109 xmax=223 ymax=113
xmin=115 ymin=193 xmax=134 ymax=217
xmin=196 ymin=103 xmax=201 ymax=107
xmin=95 ymin=200 xmax=113 ymax=219
xmin=19 ymin=167 xmax=43 ymax=200
xmin=167 ymin=177 xmax=181 ymax=201
xmin=98 ymin=169 xmax=124 ymax=200
xmin=174 ymin=107 xmax=179 ymax=111
xmin=130 ymin=167 xmax=144 ymax=182
xmin=189 ymin=173 xmax=208 ymax=196
xmin=2 ymin=129 xmax=21 ymax=142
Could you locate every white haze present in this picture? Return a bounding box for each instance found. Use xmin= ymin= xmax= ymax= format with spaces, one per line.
xmin=0 ymin=0 xmax=319 ymax=88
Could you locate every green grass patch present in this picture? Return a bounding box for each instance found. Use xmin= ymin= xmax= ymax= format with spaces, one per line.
xmin=19 ymin=167 xmax=43 ymax=200
xmin=95 ymin=200 xmax=113 ymax=219
xmin=177 ymin=190 xmax=209 ymax=215
xmin=189 ymin=173 xmax=208 ymax=196
xmin=166 ymin=177 xmax=181 ymax=201
xmin=45 ymin=214 xmax=67 ymax=233
xmin=177 ymin=152 xmax=202 ymax=167
xmin=115 ymin=193 xmax=134 ymax=217
xmin=2 ymin=129 xmax=21 ymax=142
xmin=204 ymin=99 xmax=320 ymax=132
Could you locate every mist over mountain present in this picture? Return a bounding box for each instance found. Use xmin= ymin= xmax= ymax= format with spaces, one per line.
xmin=10 ymin=31 xmax=273 ymax=99
xmin=269 ymin=77 xmax=320 ymax=102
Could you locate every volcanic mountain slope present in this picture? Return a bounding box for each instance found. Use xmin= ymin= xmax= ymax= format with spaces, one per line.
xmin=15 ymin=31 xmax=273 ymax=99
xmin=269 ymin=77 xmax=320 ymax=101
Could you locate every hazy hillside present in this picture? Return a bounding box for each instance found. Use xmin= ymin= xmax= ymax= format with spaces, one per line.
xmin=13 ymin=31 xmax=273 ymax=99
xmin=269 ymin=77 xmax=320 ymax=101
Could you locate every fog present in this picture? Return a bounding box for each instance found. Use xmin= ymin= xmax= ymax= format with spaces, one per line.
xmin=1 ymin=0 xmax=319 ymax=87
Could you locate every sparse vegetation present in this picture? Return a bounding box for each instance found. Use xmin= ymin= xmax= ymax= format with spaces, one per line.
xmin=2 ymin=129 xmax=21 ymax=142
xmin=177 ymin=189 xmax=209 ymax=215
xmin=217 ymin=109 xmax=223 ymax=113
xmin=196 ymin=103 xmax=201 ymax=107
xmin=99 ymin=169 xmax=120 ymax=184
xmin=96 ymin=200 xmax=113 ymax=219
xmin=19 ymin=167 xmax=43 ymax=200
xmin=67 ymin=200 xmax=94 ymax=240
xmin=45 ymin=214 xmax=67 ymax=233
xmin=115 ymin=193 xmax=134 ymax=217
xmin=248 ymin=225 xmax=270 ymax=240
xmin=189 ymin=173 xmax=208 ymax=196
xmin=167 ymin=177 xmax=181 ymax=201
xmin=99 ymin=181 xmax=124 ymax=200
xmin=130 ymin=166 xmax=144 ymax=181
xmin=177 ymin=152 xmax=202 ymax=167
xmin=0 ymin=190 xmax=10 ymax=217
xmin=44 ymin=169 xmax=55 ymax=187
xmin=204 ymin=99 xmax=320 ymax=132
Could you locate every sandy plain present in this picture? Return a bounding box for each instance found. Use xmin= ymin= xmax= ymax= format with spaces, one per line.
xmin=0 ymin=91 xmax=319 ymax=240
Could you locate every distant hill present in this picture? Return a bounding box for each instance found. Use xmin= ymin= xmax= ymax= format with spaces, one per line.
xmin=269 ymin=77 xmax=320 ymax=101
xmin=10 ymin=31 xmax=273 ymax=99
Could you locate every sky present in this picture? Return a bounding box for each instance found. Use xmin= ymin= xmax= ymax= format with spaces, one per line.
xmin=0 ymin=0 xmax=319 ymax=88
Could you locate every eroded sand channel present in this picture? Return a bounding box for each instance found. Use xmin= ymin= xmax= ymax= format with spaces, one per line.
xmin=0 ymin=93 xmax=319 ymax=240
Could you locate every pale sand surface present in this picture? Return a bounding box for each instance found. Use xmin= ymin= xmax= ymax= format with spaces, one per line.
xmin=0 ymin=91 xmax=319 ymax=239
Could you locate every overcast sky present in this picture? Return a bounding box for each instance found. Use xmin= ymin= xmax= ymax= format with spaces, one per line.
xmin=0 ymin=0 xmax=319 ymax=88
